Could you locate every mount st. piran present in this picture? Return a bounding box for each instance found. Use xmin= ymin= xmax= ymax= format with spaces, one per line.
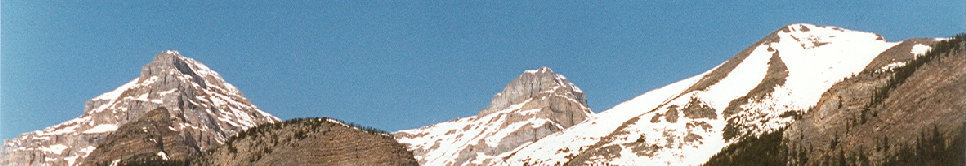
xmin=2 ymin=23 xmax=963 ymax=166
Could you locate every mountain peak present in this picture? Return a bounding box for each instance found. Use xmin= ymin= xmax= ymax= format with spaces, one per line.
xmin=480 ymin=66 xmax=586 ymax=115
xmin=1 ymin=51 xmax=278 ymax=165
xmin=139 ymin=50 xmax=204 ymax=85
xmin=395 ymin=66 xmax=593 ymax=165
xmin=149 ymin=50 xmax=186 ymax=67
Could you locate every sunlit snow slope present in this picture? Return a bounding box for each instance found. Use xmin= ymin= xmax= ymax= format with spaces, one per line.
xmin=474 ymin=23 xmax=923 ymax=165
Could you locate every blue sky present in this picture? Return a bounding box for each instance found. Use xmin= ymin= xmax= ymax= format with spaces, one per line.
xmin=1 ymin=1 xmax=962 ymax=139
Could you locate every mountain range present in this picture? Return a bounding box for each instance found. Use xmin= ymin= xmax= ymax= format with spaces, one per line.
xmin=2 ymin=23 xmax=963 ymax=165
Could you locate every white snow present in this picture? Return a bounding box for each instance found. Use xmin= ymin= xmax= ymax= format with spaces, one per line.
xmin=39 ymin=144 xmax=68 ymax=154
xmin=880 ymin=62 xmax=907 ymax=71
xmin=157 ymin=151 xmax=169 ymax=160
xmin=44 ymin=125 xmax=79 ymax=135
xmin=79 ymin=146 xmax=97 ymax=154
xmin=93 ymin=79 xmax=139 ymax=101
xmin=158 ymin=88 xmax=178 ymax=96
xmin=64 ymin=155 xmax=79 ymax=166
xmin=697 ymin=44 xmax=773 ymax=111
xmin=911 ymin=44 xmax=931 ymax=56
xmin=83 ymin=124 xmax=119 ymax=134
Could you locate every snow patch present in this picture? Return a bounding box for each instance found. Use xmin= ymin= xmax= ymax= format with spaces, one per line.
xmin=40 ymin=144 xmax=68 ymax=154
xmin=64 ymin=155 xmax=79 ymax=166
xmin=83 ymin=124 xmax=119 ymax=134
xmin=879 ymin=62 xmax=907 ymax=72
xmin=44 ymin=125 xmax=79 ymax=135
xmin=911 ymin=44 xmax=931 ymax=56
xmin=93 ymin=79 xmax=139 ymax=101
xmin=157 ymin=151 xmax=169 ymax=160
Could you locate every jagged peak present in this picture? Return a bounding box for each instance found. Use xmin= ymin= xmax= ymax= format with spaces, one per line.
xmin=141 ymin=50 xmax=202 ymax=81
xmin=137 ymin=51 xmax=245 ymax=94
xmin=479 ymin=66 xmax=587 ymax=115
xmin=521 ymin=66 xmax=581 ymax=91
xmin=91 ymin=50 xmax=246 ymax=103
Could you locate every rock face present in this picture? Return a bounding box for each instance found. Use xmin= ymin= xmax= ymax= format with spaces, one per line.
xmin=81 ymin=107 xmax=198 ymax=165
xmin=393 ymin=67 xmax=592 ymax=165
xmin=0 ymin=51 xmax=279 ymax=165
xmin=480 ymin=66 xmax=588 ymax=115
xmin=197 ymin=117 xmax=418 ymax=166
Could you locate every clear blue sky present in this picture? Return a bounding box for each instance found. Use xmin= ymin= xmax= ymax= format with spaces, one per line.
xmin=2 ymin=1 xmax=962 ymax=139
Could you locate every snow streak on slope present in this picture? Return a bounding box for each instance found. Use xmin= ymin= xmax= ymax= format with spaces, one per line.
xmin=483 ymin=23 xmax=901 ymax=165
xmin=1 ymin=51 xmax=279 ymax=166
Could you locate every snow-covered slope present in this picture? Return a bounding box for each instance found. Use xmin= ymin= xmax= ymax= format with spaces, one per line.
xmin=0 ymin=51 xmax=279 ymax=165
xmin=472 ymin=23 xmax=917 ymax=165
xmin=394 ymin=67 xmax=593 ymax=165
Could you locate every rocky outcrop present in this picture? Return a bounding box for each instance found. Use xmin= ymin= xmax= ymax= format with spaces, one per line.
xmin=197 ymin=117 xmax=418 ymax=166
xmin=81 ymin=107 xmax=198 ymax=165
xmin=0 ymin=51 xmax=278 ymax=165
xmin=394 ymin=66 xmax=592 ymax=165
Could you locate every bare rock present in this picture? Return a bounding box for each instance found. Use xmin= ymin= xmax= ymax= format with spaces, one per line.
xmin=197 ymin=117 xmax=417 ymax=166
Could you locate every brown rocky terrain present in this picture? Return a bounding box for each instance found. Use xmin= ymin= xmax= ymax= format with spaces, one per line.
xmin=196 ymin=117 xmax=418 ymax=166
xmin=783 ymin=34 xmax=965 ymax=165
xmin=82 ymin=107 xmax=197 ymax=165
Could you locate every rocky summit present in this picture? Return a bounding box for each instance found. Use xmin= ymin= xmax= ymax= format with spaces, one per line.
xmin=394 ymin=66 xmax=593 ymax=165
xmin=0 ymin=51 xmax=279 ymax=165
xmin=480 ymin=66 xmax=588 ymax=116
